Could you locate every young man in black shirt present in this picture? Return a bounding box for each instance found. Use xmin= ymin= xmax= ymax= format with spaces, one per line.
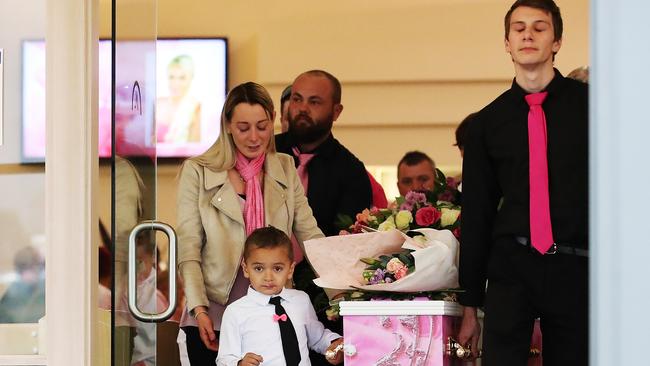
xmin=457 ymin=1 xmax=589 ymax=365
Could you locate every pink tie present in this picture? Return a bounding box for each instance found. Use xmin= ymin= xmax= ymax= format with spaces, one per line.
xmin=525 ymin=92 xmax=554 ymax=254
xmin=292 ymin=147 xmax=315 ymax=192
xmin=289 ymin=147 xmax=315 ymax=264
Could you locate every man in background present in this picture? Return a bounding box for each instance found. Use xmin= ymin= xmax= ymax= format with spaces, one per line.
xmin=276 ymin=69 xmax=373 ymax=236
xmin=279 ymin=84 xmax=292 ymax=133
xmin=566 ymin=65 xmax=589 ymax=83
xmin=396 ymin=150 xmax=436 ymax=196
xmin=0 ymin=246 xmax=45 ymax=323
xmin=454 ymin=112 xmax=478 ymax=159
xmin=275 ymin=69 xmax=373 ymax=366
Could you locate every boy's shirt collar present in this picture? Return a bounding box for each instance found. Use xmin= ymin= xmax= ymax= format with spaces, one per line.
xmin=247 ymin=286 xmax=294 ymax=306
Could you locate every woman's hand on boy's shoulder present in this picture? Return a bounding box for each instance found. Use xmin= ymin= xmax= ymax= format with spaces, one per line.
xmin=238 ymin=352 xmax=263 ymax=366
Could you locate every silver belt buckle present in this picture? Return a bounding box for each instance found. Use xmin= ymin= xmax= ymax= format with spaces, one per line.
xmin=546 ymin=243 xmax=558 ymax=255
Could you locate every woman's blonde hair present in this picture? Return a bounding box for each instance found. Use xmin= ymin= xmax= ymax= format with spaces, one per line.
xmin=190 ymin=82 xmax=276 ymax=171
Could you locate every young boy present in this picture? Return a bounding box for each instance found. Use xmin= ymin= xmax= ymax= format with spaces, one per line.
xmin=217 ymin=226 xmax=344 ymax=366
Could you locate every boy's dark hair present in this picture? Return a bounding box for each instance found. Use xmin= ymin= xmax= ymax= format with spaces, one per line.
xmin=504 ymin=0 xmax=563 ymax=42
xmin=455 ymin=112 xmax=479 ymax=150
xmin=244 ymin=226 xmax=294 ymax=261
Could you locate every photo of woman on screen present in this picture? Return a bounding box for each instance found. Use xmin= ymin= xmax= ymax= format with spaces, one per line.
xmin=156 ymin=54 xmax=202 ymax=144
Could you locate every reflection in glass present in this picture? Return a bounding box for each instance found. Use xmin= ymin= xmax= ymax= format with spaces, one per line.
xmin=0 ymin=246 xmax=45 ymax=323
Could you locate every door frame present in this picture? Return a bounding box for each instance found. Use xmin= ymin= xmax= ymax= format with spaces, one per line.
xmin=45 ymin=0 xmax=98 ymax=365
xmin=0 ymin=0 xmax=98 ymax=365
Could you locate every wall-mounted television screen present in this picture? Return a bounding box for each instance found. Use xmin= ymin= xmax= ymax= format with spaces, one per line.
xmin=21 ymin=37 xmax=228 ymax=162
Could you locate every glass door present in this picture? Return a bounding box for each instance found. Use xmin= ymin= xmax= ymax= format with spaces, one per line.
xmin=0 ymin=0 xmax=47 ymax=362
xmin=113 ymin=1 xmax=179 ymax=365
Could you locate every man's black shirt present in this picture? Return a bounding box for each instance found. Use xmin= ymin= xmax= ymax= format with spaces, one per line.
xmin=275 ymin=132 xmax=372 ymax=236
xmin=459 ymin=69 xmax=589 ymax=306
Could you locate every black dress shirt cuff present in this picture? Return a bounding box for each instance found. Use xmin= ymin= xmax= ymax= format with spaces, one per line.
xmin=458 ymin=286 xmax=486 ymax=307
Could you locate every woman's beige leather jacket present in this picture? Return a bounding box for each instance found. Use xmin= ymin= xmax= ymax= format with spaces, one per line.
xmin=176 ymin=152 xmax=324 ymax=311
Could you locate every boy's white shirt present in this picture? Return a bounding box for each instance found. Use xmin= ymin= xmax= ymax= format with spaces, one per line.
xmin=217 ymin=287 xmax=340 ymax=366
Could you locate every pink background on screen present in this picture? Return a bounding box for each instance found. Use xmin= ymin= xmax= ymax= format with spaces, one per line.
xmin=22 ymin=39 xmax=226 ymax=160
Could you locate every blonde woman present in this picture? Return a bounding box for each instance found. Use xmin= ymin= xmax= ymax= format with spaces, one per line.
xmin=176 ymin=82 xmax=323 ymax=364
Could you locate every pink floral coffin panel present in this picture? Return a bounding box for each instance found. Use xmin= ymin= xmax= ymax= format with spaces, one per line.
xmin=340 ymin=300 xmax=471 ymax=366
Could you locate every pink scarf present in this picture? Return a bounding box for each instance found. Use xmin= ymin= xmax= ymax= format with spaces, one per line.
xmin=235 ymin=151 xmax=266 ymax=235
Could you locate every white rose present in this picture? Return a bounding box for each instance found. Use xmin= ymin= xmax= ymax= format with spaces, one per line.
xmin=394 ymin=210 xmax=413 ymax=230
xmin=378 ymin=216 xmax=397 ymax=231
xmin=440 ymin=208 xmax=461 ymax=227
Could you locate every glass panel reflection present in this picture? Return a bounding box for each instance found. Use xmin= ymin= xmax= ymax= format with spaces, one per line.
xmin=0 ymin=173 xmax=46 ymax=356
xmin=113 ymin=0 xmax=158 ymax=365
xmin=0 ymin=0 xmax=47 ymax=355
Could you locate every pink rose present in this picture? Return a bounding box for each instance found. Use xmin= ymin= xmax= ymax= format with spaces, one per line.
xmin=394 ymin=267 xmax=408 ymax=280
xmin=386 ymin=258 xmax=405 ymax=273
xmin=415 ymin=206 xmax=441 ymax=226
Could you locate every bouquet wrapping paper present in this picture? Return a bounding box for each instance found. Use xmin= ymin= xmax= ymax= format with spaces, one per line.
xmin=304 ymin=228 xmax=459 ymax=292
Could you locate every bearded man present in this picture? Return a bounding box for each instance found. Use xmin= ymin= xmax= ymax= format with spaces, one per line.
xmin=275 ymin=69 xmax=373 ymax=366
xmin=275 ymin=69 xmax=372 ymax=237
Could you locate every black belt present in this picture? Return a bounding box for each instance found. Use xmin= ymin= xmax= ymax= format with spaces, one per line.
xmin=514 ymin=236 xmax=589 ymax=257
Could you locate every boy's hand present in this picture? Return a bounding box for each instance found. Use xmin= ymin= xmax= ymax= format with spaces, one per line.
xmin=325 ymin=338 xmax=344 ymax=365
xmin=238 ymin=352 xmax=263 ymax=366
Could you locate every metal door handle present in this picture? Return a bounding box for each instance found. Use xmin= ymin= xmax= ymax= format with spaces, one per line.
xmin=128 ymin=221 xmax=177 ymax=322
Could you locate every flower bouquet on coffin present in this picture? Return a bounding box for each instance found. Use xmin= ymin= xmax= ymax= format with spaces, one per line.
xmin=303 ymin=228 xmax=459 ymax=293
xmin=337 ymin=169 xmax=462 ymax=240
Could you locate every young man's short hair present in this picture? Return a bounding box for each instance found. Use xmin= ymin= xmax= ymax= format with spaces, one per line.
xmin=504 ymin=0 xmax=563 ymax=42
xmin=244 ymin=226 xmax=294 ymax=261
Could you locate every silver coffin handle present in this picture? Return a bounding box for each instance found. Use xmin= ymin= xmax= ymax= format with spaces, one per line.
xmin=128 ymin=221 xmax=177 ymax=323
